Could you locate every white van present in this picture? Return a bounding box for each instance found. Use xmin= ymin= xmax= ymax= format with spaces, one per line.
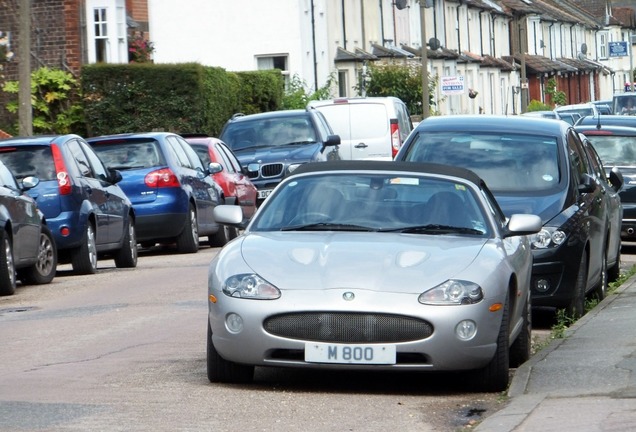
xmin=307 ymin=97 xmax=413 ymax=160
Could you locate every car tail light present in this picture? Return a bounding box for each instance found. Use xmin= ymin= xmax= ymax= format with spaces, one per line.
xmin=390 ymin=119 xmax=400 ymax=158
xmin=51 ymin=144 xmax=72 ymax=195
xmin=144 ymin=168 xmax=180 ymax=188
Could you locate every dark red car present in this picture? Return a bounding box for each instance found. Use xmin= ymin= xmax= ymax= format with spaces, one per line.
xmin=185 ymin=135 xmax=258 ymax=235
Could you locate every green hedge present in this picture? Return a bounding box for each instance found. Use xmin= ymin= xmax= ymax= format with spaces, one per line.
xmin=81 ymin=63 xmax=284 ymax=137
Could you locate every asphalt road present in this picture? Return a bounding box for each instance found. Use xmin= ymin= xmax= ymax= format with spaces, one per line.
xmin=1 ymin=243 xmax=634 ymax=432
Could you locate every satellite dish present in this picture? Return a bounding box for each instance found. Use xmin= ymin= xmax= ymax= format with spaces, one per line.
xmin=395 ymin=0 xmax=407 ymax=9
xmin=428 ymin=38 xmax=441 ymax=51
xmin=581 ymin=43 xmax=588 ymax=55
xmin=578 ymin=52 xmax=586 ymax=60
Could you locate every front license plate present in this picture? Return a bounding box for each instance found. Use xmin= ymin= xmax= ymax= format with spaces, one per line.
xmin=258 ymin=189 xmax=273 ymax=199
xmin=304 ymin=342 xmax=396 ymax=364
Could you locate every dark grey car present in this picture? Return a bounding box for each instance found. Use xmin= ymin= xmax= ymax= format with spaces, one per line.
xmin=395 ymin=115 xmax=621 ymax=317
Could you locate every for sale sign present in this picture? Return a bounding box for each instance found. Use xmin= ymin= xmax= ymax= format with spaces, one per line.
xmin=441 ymin=75 xmax=465 ymax=95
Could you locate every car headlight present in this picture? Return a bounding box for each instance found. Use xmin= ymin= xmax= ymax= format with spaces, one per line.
xmin=530 ymin=227 xmax=567 ymax=249
xmin=418 ymin=280 xmax=483 ymax=305
xmin=222 ymin=274 xmax=281 ymax=299
xmin=287 ymin=163 xmax=303 ymax=174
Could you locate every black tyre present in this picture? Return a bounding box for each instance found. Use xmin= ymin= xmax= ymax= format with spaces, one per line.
xmin=209 ymin=224 xmax=238 ymax=247
xmin=114 ymin=218 xmax=138 ymax=268
xmin=608 ymin=243 xmax=621 ymax=282
xmin=566 ymin=252 xmax=588 ymax=319
xmin=0 ymin=230 xmax=16 ymax=296
xmin=207 ymin=324 xmax=254 ymax=384
xmin=509 ymin=293 xmax=532 ymax=368
xmin=473 ymin=295 xmax=510 ymax=392
xmin=19 ymin=225 xmax=57 ymax=285
xmin=176 ymin=204 xmax=199 ymax=254
xmin=592 ymin=247 xmax=608 ymax=301
xmin=71 ymin=223 xmax=97 ymax=275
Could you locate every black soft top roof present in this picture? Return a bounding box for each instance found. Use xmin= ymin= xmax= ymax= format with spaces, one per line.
xmin=288 ymin=160 xmax=484 ymax=188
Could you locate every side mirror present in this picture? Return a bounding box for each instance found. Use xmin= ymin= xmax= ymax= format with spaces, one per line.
xmin=503 ymin=214 xmax=542 ymax=238
xmin=208 ymin=162 xmax=223 ymax=175
xmin=324 ymin=134 xmax=341 ymax=147
xmin=609 ymin=167 xmax=624 ymax=192
xmin=108 ymin=169 xmax=123 ymax=184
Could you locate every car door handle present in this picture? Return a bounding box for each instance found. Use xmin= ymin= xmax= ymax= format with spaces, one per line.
xmin=354 ymin=142 xmax=368 ymax=149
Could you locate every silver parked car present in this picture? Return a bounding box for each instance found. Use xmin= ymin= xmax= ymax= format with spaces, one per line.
xmin=207 ymin=161 xmax=541 ymax=392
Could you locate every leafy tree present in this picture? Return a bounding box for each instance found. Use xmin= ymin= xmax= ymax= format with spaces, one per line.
xmin=281 ymin=74 xmax=336 ymax=110
xmin=360 ymin=63 xmax=436 ymax=116
xmin=3 ymin=67 xmax=85 ymax=135
xmin=527 ymin=99 xmax=552 ymax=112
xmin=544 ymin=78 xmax=566 ymax=107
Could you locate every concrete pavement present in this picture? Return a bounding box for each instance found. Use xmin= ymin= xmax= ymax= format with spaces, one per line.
xmin=476 ymin=274 xmax=636 ymax=431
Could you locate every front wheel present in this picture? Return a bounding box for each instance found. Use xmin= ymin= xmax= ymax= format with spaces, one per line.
xmin=566 ymin=252 xmax=588 ymax=319
xmin=0 ymin=230 xmax=16 ymax=296
xmin=71 ymin=223 xmax=97 ymax=275
xmin=509 ymin=293 xmax=532 ymax=367
xmin=472 ymin=296 xmax=510 ymax=392
xmin=114 ymin=218 xmax=138 ymax=268
xmin=592 ymin=248 xmax=608 ymax=301
xmin=19 ymin=225 xmax=57 ymax=285
xmin=209 ymin=224 xmax=238 ymax=247
xmin=207 ymin=324 xmax=254 ymax=384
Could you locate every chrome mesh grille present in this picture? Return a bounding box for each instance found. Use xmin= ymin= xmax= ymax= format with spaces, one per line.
xmin=260 ymin=163 xmax=284 ymax=178
xmin=263 ymin=312 xmax=433 ymax=343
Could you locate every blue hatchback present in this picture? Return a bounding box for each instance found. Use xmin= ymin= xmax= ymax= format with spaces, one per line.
xmin=87 ymin=132 xmax=224 ymax=252
xmin=0 ymin=134 xmax=138 ymax=275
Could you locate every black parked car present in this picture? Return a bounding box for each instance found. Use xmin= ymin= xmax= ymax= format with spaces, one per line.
xmin=0 ymin=161 xmax=57 ymax=296
xmin=0 ymin=135 xmax=137 ymax=275
xmin=218 ymin=109 xmax=341 ymax=204
xmin=395 ymin=115 xmax=622 ymax=317
xmin=575 ymin=124 xmax=636 ymax=244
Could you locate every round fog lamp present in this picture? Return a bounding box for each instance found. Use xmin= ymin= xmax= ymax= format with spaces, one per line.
xmin=455 ymin=320 xmax=477 ymax=341
xmin=535 ymin=278 xmax=550 ymax=293
xmin=226 ymin=313 xmax=244 ymax=333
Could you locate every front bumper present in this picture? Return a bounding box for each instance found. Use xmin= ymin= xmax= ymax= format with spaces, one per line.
xmin=529 ymin=243 xmax=584 ymax=308
xmin=208 ymin=288 xmax=505 ymax=372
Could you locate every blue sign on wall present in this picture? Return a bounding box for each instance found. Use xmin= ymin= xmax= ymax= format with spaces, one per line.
xmin=609 ymin=41 xmax=629 ymax=57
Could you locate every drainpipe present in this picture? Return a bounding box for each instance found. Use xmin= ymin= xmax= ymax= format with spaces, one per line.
xmin=491 ymin=15 xmax=496 ymax=57
xmin=379 ymin=0 xmax=386 ymax=44
xmin=548 ymin=22 xmax=554 ymax=59
xmin=311 ymin=0 xmax=318 ymax=91
xmin=479 ymin=10 xmax=485 ymax=55
xmin=456 ymin=3 xmax=462 ymax=54
xmin=341 ymin=0 xmax=347 ymax=50
xmin=361 ymin=0 xmax=366 ymax=51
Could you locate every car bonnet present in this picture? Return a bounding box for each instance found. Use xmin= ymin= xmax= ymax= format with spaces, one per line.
xmin=237 ymin=232 xmax=489 ymax=293
xmin=233 ymin=142 xmax=323 ymax=166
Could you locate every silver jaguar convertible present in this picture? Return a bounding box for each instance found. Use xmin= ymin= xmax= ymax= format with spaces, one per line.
xmin=207 ymin=161 xmax=542 ymax=392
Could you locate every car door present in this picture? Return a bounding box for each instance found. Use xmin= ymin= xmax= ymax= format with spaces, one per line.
xmin=566 ymin=129 xmax=606 ymax=291
xmin=216 ymin=141 xmax=257 ymax=218
xmin=0 ymin=164 xmax=40 ymax=263
xmin=80 ymin=140 xmax=127 ymax=246
xmin=166 ymin=136 xmax=218 ymax=234
xmin=66 ymin=139 xmax=113 ymax=247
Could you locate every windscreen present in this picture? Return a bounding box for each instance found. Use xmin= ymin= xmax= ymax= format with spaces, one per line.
xmin=251 ymin=172 xmax=490 ymax=236
xmin=401 ymin=132 xmax=560 ymax=192
xmin=221 ymin=116 xmax=317 ymax=151
xmin=582 ymin=135 xmax=636 ymax=166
